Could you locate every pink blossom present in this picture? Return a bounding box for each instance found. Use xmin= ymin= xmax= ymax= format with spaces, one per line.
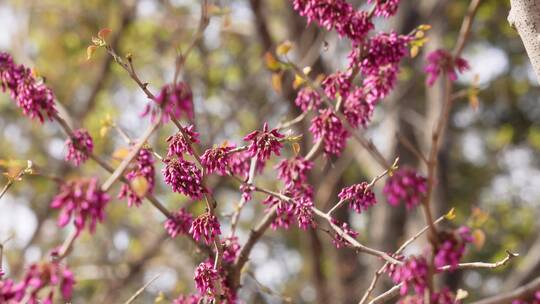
xmin=331 ymin=219 xmax=359 ymax=249
xmin=424 ymin=49 xmax=469 ymax=86
xmin=0 ymin=52 xmax=57 ymax=123
xmin=389 ymin=255 xmax=429 ymax=296
xmin=162 ymin=158 xmax=205 ymax=200
xmin=143 ymin=82 xmax=194 ymax=122
xmin=193 ymin=261 xmax=219 ymax=296
xmin=166 ymin=125 xmax=200 ymax=157
xmin=0 ymin=278 xmax=25 ymax=303
xmin=338 ymin=182 xmax=377 ymax=213
xmin=276 ymin=156 xmax=313 ymax=194
xmin=51 ymin=177 xmax=110 ymax=235
xmin=342 ymin=88 xmax=375 ymax=128
xmin=363 ymin=64 xmax=399 ymax=103
xmin=434 ymin=226 xmax=473 ymax=269
xmin=322 ymin=71 xmax=351 ymax=99
xmin=190 ymin=212 xmax=221 ymax=245
xmin=118 ymin=148 xmax=155 ymax=207
xmin=200 ymin=143 xmax=236 ymax=176
xmin=164 ymin=208 xmax=193 ymax=238
xmin=21 ymin=262 xmax=75 ymax=303
xmin=64 ymin=129 xmax=94 ymax=166
xmin=173 ymin=294 xmax=202 ymax=304
xmin=295 ymin=196 xmax=315 ymax=230
xmin=240 ymin=183 xmax=255 ymax=202
xmin=222 ymin=236 xmax=241 ymax=263
xmin=295 ymin=87 xmax=321 ymax=112
xmin=243 ymin=123 xmax=284 ymax=163
xmin=263 ymin=195 xmax=294 ymax=230
xmin=368 ymin=0 xmax=401 ymax=18
xmin=350 ymin=32 xmax=411 ymax=74
xmin=383 ymin=167 xmax=427 ymax=209
xmin=310 ymin=108 xmax=350 ymax=156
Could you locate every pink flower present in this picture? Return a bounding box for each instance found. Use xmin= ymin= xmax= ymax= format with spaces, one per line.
xmin=173 ymin=294 xmax=202 ymax=304
xmin=389 ymin=255 xmax=429 ymax=296
xmin=0 ymin=52 xmax=57 ymax=123
xmin=383 ymin=168 xmax=427 ymax=209
xmin=51 ymin=177 xmax=110 ymax=236
xmin=118 ymin=148 xmax=155 ymax=207
xmin=21 ymin=262 xmax=75 ymax=303
xmin=424 ymin=49 xmax=469 ymax=86
xmin=243 ymin=123 xmax=284 ymax=163
xmin=434 ymin=226 xmax=473 ymax=269
xmin=295 ymin=87 xmax=321 ymax=112
xmin=263 ymin=195 xmax=294 ymax=230
xmin=295 ymin=196 xmax=315 ymax=230
xmin=190 ymin=212 xmax=221 ymax=245
xmin=291 ymin=0 xmax=373 ymax=43
xmin=166 ymin=125 xmax=200 ymax=157
xmin=363 ymin=64 xmax=400 ymax=103
xmin=164 ymin=208 xmax=193 ymax=238
xmin=162 ymin=158 xmax=205 ymax=200
xmin=0 ymin=278 xmax=25 ymax=303
xmin=338 ymin=182 xmax=377 ymax=213
xmin=194 ymin=261 xmax=219 ymax=295
xmin=342 ymin=88 xmax=375 ymax=128
xmin=322 ymin=71 xmax=351 ymax=99
xmin=240 ymin=183 xmax=255 ymax=202
xmin=310 ymin=109 xmax=350 ymax=156
xmin=331 ymin=219 xmax=359 ymax=248
xmin=276 ymin=156 xmax=313 ymax=194
xmin=64 ymin=129 xmax=93 ymax=166
xmin=368 ymin=0 xmax=400 ymax=18
xmin=222 ymin=237 xmax=241 ymax=263
xmin=350 ymin=32 xmax=411 ymax=74
xmin=200 ymin=143 xmax=236 ymax=176
xmin=143 ymin=82 xmax=194 ymax=122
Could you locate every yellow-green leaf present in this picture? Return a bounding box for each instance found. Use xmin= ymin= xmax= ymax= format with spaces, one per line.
xmin=276 ymin=40 xmax=293 ymax=56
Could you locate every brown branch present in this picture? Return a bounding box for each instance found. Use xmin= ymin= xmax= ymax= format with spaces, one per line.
xmin=123 ymin=274 xmax=161 ymax=304
xmin=471 ymin=276 xmax=540 ymax=304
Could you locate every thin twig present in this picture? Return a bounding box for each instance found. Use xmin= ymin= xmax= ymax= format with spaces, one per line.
xmin=123 ymin=273 xmax=161 ymax=304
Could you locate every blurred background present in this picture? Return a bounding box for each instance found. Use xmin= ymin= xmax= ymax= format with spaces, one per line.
xmin=1 ymin=0 xmax=539 ymax=303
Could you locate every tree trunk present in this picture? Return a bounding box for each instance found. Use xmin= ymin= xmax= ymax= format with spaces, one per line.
xmin=508 ymin=0 xmax=540 ymax=83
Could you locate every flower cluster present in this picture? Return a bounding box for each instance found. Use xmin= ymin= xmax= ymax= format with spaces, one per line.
xmin=295 ymin=87 xmax=321 ymax=112
xmin=173 ymin=294 xmax=202 ymax=304
xmin=0 ymin=52 xmax=57 ymax=123
xmin=166 ymin=125 xmax=200 ymax=157
xmin=292 ymin=0 xmax=373 ymax=44
xmin=389 ymin=256 xmax=429 ymax=296
xmin=276 ymin=156 xmax=314 ymax=196
xmin=222 ymin=236 xmax=241 ymax=263
xmin=194 ymin=261 xmax=219 ymax=296
xmin=322 ymin=71 xmax=351 ymax=99
xmin=164 ymin=208 xmax=193 ymax=238
xmin=342 ymin=88 xmax=375 ymax=128
xmin=243 ymin=123 xmax=284 ymax=163
xmin=51 ymin=177 xmax=110 ymax=236
xmin=200 ymin=143 xmax=236 ymax=176
xmin=310 ymin=109 xmax=350 ymax=156
xmin=163 ymin=158 xmax=205 ymax=200
xmin=331 ymin=219 xmax=359 ymax=249
xmin=383 ymin=168 xmax=427 ymax=209
xmin=424 ymin=49 xmax=469 ymax=86
xmin=0 ymin=278 xmax=24 ymax=303
xmin=434 ymin=226 xmax=473 ymax=269
xmin=119 ymin=148 xmax=155 ymax=207
xmin=64 ymin=128 xmax=94 ymax=166
xmin=20 ymin=261 xmax=75 ymax=303
xmin=143 ymin=82 xmax=194 ymax=122
xmin=263 ymin=196 xmax=294 ymax=230
xmin=338 ymin=182 xmax=377 ymax=213
xmin=398 ymin=288 xmax=457 ymax=304
xmin=190 ymin=212 xmax=221 ymax=245
xmin=368 ymin=0 xmax=401 ymax=18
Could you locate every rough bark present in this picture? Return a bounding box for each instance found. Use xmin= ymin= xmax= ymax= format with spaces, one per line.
xmin=508 ymin=0 xmax=540 ymax=83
